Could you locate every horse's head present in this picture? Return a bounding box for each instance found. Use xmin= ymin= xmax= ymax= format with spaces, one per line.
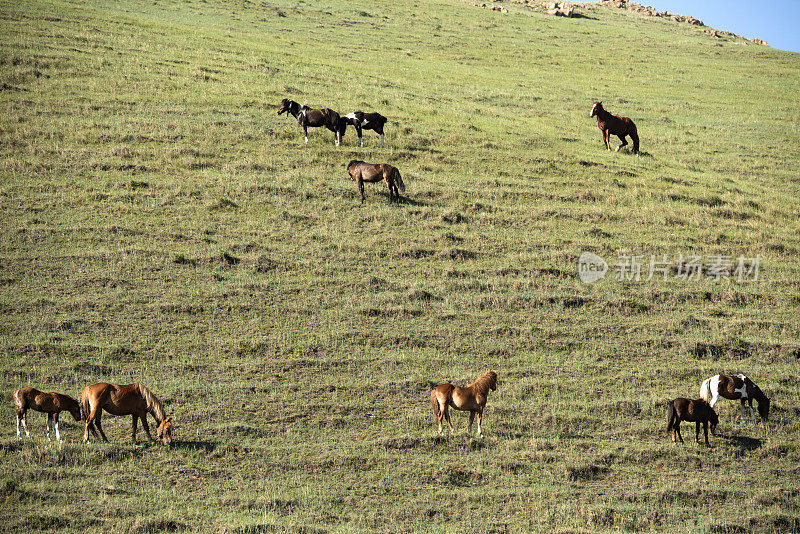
xmin=277 ymin=99 xmax=292 ymax=115
xmin=346 ymin=160 xmax=362 ymax=179
xmin=156 ymin=417 xmax=173 ymax=446
xmin=68 ymin=401 xmax=82 ymax=422
xmin=758 ymin=397 xmax=770 ymax=421
xmin=590 ymin=101 xmax=602 ymax=117
xmin=708 ymin=408 xmax=719 ymax=435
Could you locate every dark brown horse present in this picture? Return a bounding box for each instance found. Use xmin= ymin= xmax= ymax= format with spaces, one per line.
xmin=346 ymin=160 xmax=405 ymax=203
xmin=666 ymin=398 xmax=718 ymax=446
xmin=341 ymin=111 xmax=388 ymax=147
xmin=590 ymin=101 xmax=639 ymax=154
xmin=277 ymin=98 xmax=342 ymax=145
xmin=81 ymin=382 xmax=172 ymax=445
xmin=700 ymin=374 xmax=769 ymax=424
xmin=13 ymin=387 xmax=82 ymax=441
xmin=430 ymin=370 xmax=498 ymax=438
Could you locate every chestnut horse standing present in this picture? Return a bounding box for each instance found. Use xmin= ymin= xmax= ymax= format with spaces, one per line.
xmin=13 ymin=387 xmax=82 ymax=441
xmin=430 ymin=369 xmax=498 ymax=438
xmin=700 ymin=374 xmax=770 ymax=424
xmin=81 ymin=383 xmax=172 ymax=445
xmin=590 ymin=101 xmax=640 ymax=154
xmin=346 ymin=160 xmax=405 ymax=203
xmin=277 ymin=98 xmax=343 ymax=145
xmin=666 ymin=398 xmax=718 ymax=446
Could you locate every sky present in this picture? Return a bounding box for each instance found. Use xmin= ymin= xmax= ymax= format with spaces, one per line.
xmin=615 ymin=0 xmax=800 ymax=53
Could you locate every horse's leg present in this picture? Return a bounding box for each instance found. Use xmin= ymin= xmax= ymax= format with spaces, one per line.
xmin=739 ymin=399 xmax=747 ymax=423
xmin=358 ymin=177 xmax=365 ymax=204
xmin=443 ymin=405 xmax=454 ymax=435
xmin=436 ymin=400 xmax=444 ymax=435
xmin=303 ymin=125 xmax=308 ymax=144
xmin=16 ymin=409 xmax=24 ymax=438
xmin=54 ymin=412 xmax=61 ymax=442
xmin=46 ymin=413 xmax=53 ymax=441
xmin=94 ymin=412 xmax=109 ymax=442
xmin=748 ymin=400 xmax=757 ymax=424
xmin=476 ymin=408 xmax=484 ymax=438
xmin=695 ymin=421 xmax=701 ymax=443
xmin=631 ymin=130 xmax=639 ymax=155
xmin=356 ymin=124 xmax=363 ymax=147
xmin=131 ymin=414 xmax=138 ymax=443
xmin=141 ymin=415 xmax=156 ymax=442
xmin=468 ymin=411 xmax=475 ymax=435
xmin=675 ymin=421 xmax=683 ymax=443
xmin=703 ymin=421 xmax=710 ymax=446
xmin=616 ymin=134 xmax=628 ymax=152
xmin=603 ymin=130 xmax=610 ymax=150
xmin=386 ymin=176 xmax=394 ymax=204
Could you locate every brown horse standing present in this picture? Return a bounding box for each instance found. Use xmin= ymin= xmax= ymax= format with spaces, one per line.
xmin=430 ymin=369 xmax=498 ymax=438
xmin=590 ymin=101 xmax=640 ymax=154
xmin=81 ymin=383 xmax=172 ymax=445
xmin=665 ymin=398 xmax=718 ymax=446
xmin=13 ymin=387 xmax=82 ymax=441
xmin=277 ymin=98 xmax=343 ymax=145
xmin=346 ymin=160 xmax=405 ymax=203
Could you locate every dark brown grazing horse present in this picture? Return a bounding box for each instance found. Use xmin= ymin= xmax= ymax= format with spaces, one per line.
xmin=700 ymin=374 xmax=770 ymax=424
xmin=81 ymin=382 xmax=172 ymax=445
xmin=13 ymin=387 xmax=82 ymax=441
xmin=341 ymin=111 xmax=388 ymax=147
xmin=666 ymin=398 xmax=718 ymax=446
xmin=430 ymin=369 xmax=498 ymax=438
xmin=590 ymin=101 xmax=639 ymax=155
xmin=277 ymin=98 xmax=342 ymax=145
xmin=346 ymin=160 xmax=405 ymax=203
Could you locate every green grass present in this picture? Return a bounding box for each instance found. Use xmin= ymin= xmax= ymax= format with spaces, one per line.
xmin=1 ymin=0 xmax=800 ymax=531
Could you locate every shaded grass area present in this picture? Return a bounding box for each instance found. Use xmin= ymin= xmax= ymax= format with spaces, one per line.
xmin=1 ymin=0 xmax=799 ymax=531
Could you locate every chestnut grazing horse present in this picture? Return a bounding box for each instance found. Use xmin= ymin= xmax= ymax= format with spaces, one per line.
xmin=430 ymin=369 xmax=498 ymax=438
xmin=341 ymin=111 xmax=388 ymax=147
xmin=346 ymin=160 xmax=405 ymax=203
xmin=13 ymin=387 xmax=82 ymax=441
xmin=666 ymin=398 xmax=718 ymax=446
xmin=81 ymin=383 xmax=172 ymax=445
xmin=590 ymin=101 xmax=640 ymax=155
xmin=700 ymin=374 xmax=770 ymax=425
xmin=277 ymin=98 xmax=343 ymax=145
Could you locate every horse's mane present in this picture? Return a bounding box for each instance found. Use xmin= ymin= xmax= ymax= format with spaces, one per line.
xmin=137 ymin=383 xmax=166 ymax=423
xmin=471 ymin=370 xmax=497 ymax=395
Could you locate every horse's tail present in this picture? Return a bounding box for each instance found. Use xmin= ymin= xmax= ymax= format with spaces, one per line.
xmin=666 ymin=401 xmax=676 ymax=433
xmin=393 ymin=167 xmax=405 ymax=193
xmin=430 ymin=389 xmax=441 ymax=419
xmin=80 ymin=387 xmax=91 ymax=422
xmin=630 ymin=123 xmax=640 ymax=153
xmin=699 ymin=378 xmax=713 ymax=404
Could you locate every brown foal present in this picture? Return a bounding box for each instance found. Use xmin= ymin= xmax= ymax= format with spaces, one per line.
xmin=590 ymin=101 xmax=640 ymax=154
xmin=346 ymin=160 xmax=405 ymax=203
xmin=430 ymin=369 xmax=498 ymax=438
xmin=666 ymin=398 xmax=718 ymax=446
xmin=13 ymin=387 xmax=82 ymax=441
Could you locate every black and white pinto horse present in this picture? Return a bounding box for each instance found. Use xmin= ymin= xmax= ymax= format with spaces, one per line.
xmin=341 ymin=111 xmax=388 ymax=147
xmin=700 ymin=374 xmax=770 ymax=424
xmin=277 ymin=98 xmax=343 ymax=145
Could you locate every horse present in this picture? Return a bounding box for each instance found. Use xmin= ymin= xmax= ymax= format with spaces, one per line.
xmin=665 ymin=398 xmax=718 ymax=446
xmin=700 ymin=374 xmax=770 ymax=425
xmin=276 ymin=98 xmax=343 ymax=145
xmin=81 ymin=382 xmax=173 ymax=445
xmin=589 ymin=101 xmax=640 ymax=155
xmin=341 ymin=111 xmax=388 ymax=147
xmin=430 ymin=369 xmax=498 ymax=438
xmin=346 ymin=160 xmax=405 ymax=203
xmin=13 ymin=387 xmax=82 ymax=441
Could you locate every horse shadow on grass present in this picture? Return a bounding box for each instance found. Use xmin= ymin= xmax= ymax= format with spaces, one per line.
xmin=720 ymin=434 xmax=762 ymax=453
xmin=170 ymin=440 xmax=218 ymax=452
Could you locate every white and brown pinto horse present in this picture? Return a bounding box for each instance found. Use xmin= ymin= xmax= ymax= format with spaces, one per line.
xmin=13 ymin=387 xmax=82 ymax=441
xmin=81 ymin=382 xmax=173 ymax=445
xmin=341 ymin=111 xmax=388 ymax=147
xmin=590 ymin=101 xmax=640 ymax=155
xmin=277 ymin=98 xmax=343 ymax=145
xmin=700 ymin=374 xmax=770 ymax=424
xmin=430 ymin=369 xmax=498 ymax=438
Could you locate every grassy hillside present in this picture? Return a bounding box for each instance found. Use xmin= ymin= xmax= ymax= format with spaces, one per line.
xmin=1 ymin=0 xmax=799 ymax=531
